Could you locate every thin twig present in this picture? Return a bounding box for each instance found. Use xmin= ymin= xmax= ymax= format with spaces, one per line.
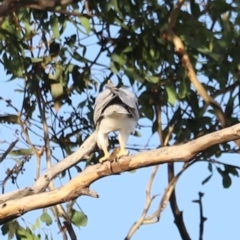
xmin=125 ymin=102 xmax=174 ymax=240
xmin=0 ymin=139 xmax=19 ymax=163
xmin=193 ymin=192 xmax=207 ymax=240
xmin=36 ymin=89 xmax=77 ymax=240
xmin=145 ymin=161 xmax=194 ymax=224
xmin=125 ymin=166 xmax=159 ymax=240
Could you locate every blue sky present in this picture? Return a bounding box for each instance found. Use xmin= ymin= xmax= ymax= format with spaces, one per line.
xmin=1 ymin=4 xmax=240 ymax=240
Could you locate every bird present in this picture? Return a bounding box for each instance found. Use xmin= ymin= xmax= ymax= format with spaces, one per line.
xmin=93 ymin=80 xmax=139 ymax=163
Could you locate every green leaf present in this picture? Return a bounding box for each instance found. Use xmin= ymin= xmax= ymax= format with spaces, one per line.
xmin=133 ymin=130 xmax=141 ymax=137
xmin=79 ymin=16 xmax=91 ymax=34
xmin=40 ymin=212 xmax=52 ymax=226
xmin=150 ymin=49 xmax=155 ymax=58
xmin=74 ymin=165 xmax=82 ymax=173
xmin=50 ymin=82 xmax=64 ymax=112
xmin=64 ymin=34 xmax=77 ymax=48
xmin=109 ymin=0 xmax=120 ymax=13
xmin=17 ymin=227 xmax=40 ymax=240
xmin=166 ymin=86 xmax=177 ymax=106
xmin=224 ymin=165 xmax=239 ymax=177
xmin=208 ymin=163 xmax=213 ymax=172
xmin=0 ymin=114 xmax=19 ymax=124
xmin=222 ymin=174 xmax=232 ymax=188
xmin=122 ymin=46 xmax=133 ymax=53
xmin=50 ymin=16 xmax=60 ymax=39
xmin=190 ymin=0 xmax=201 ymax=18
xmin=1 ymin=19 xmax=18 ymax=36
xmin=32 ymin=218 xmax=41 ymax=231
xmin=110 ymin=61 xmax=119 ymax=73
xmin=30 ymin=57 xmax=44 ymax=63
xmin=49 ymin=41 xmax=60 ymax=56
xmin=49 ymin=65 xmax=63 ymax=81
xmin=145 ymin=75 xmax=159 ymax=83
xmin=217 ymin=167 xmax=232 ymax=188
xmin=7 ymin=221 xmax=16 ymax=239
xmin=181 ymin=35 xmax=222 ymax=61
xmin=111 ymin=53 xmax=125 ymax=66
xmin=140 ymin=105 xmax=154 ymax=120
xmin=70 ymin=209 xmax=88 ymax=227
xmin=202 ymin=174 xmax=213 ymax=185
xmin=9 ymin=148 xmax=34 ymax=156
xmin=13 ymin=158 xmax=22 ymax=164
xmin=178 ymin=78 xmax=189 ymax=99
xmin=1 ymin=223 xmax=9 ymax=236
xmin=72 ymin=51 xmax=88 ymax=63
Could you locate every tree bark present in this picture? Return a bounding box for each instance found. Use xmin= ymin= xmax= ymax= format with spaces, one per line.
xmin=0 ymin=123 xmax=240 ymax=224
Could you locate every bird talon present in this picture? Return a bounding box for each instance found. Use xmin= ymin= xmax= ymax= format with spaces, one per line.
xmin=116 ymin=149 xmax=129 ymax=159
xmin=99 ymin=154 xmax=110 ymax=163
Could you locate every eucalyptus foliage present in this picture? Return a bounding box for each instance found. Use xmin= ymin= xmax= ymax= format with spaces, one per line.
xmin=0 ymin=0 xmax=240 ymax=239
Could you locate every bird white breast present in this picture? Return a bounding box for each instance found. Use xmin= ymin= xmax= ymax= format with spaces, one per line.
xmin=98 ymin=112 xmax=136 ymax=134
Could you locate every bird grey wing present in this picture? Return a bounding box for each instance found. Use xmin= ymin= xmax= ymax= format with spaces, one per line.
xmin=126 ymin=104 xmax=139 ymax=121
xmin=94 ymin=85 xmax=140 ymax=124
xmin=102 ymin=104 xmax=129 ymax=116
xmin=105 ymin=85 xmax=137 ymax=109
xmin=118 ymin=88 xmax=137 ymax=109
xmin=94 ymin=89 xmax=114 ymax=124
xmin=118 ymin=88 xmax=139 ymax=120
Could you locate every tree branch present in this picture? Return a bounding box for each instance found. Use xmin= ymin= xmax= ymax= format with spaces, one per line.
xmin=166 ymin=2 xmax=231 ymax=236
xmin=125 ymin=106 xmax=173 ymax=240
xmin=0 ymin=123 xmax=240 ymax=223
xmin=167 ymin=0 xmax=226 ymax=127
xmin=0 ymin=131 xmax=97 ymax=203
xmin=0 ymin=0 xmax=84 ymax=25
xmin=125 ymin=165 xmax=159 ymax=240
xmin=0 ymin=138 xmax=19 ymax=163
xmin=168 ymin=162 xmax=191 ymax=240
xmin=142 ymin=161 xmax=193 ymax=224
xmin=193 ymin=192 xmax=207 ymax=240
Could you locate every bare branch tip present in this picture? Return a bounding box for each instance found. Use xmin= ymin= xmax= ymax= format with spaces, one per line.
xmin=81 ymin=188 xmax=99 ymax=198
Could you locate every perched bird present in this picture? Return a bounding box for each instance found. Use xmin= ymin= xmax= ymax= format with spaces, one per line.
xmin=94 ymin=80 xmax=139 ymax=163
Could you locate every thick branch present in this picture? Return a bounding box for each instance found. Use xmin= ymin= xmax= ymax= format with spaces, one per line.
xmin=1 ymin=123 xmax=240 ymax=223
xmin=0 ymin=187 xmax=98 ymax=224
xmin=0 ymin=0 xmax=83 ymax=25
xmin=0 ymin=131 xmax=97 ymax=203
xmin=0 ymin=0 xmax=81 ymax=16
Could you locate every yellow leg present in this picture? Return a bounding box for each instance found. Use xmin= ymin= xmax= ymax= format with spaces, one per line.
xmin=109 ymin=147 xmax=120 ymax=160
xmin=116 ymin=132 xmax=129 ymax=158
xmin=116 ymin=147 xmax=129 ymax=158
xmin=99 ymin=144 xmax=110 ymax=163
